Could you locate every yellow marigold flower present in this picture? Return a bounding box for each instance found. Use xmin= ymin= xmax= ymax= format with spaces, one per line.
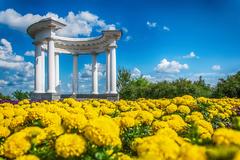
xmin=178 ymin=105 xmax=190 ymax=114
xmin=185 ymin=111 xmax=204 ymax=123
xmin=26 ymin=107 xmax=46 ymax=120
xmin=84 ymin=107 xmax=99 ymax=119
xmin=151 ymin=109 xmax=163 ymax=119
xmin=178 ymin=143 xmax=207 ymax=160
xmin=157 ymin=99 xmax=171 ymax=108
xmin=2 ymin=107 xmax=15 ymax=118
xmin=62 ymin=113 xmax=87 ymax=133
xmin=112 ymin=152 xmax=132 ymax=160
xmin=44 ymin=125 xmax=64 ymax=138
xmin=213 ymin=128 xmax=240 ymax=146
xmin=41 ymin=112 xmax=61 ymax=127
xmin=9 ymin=116 xmax=26 ymax=129
xmin=22 ymin=127 xmax=47 ymax=145
xmin=156 ymin=127 xmax=178 ymax=139
xmin=152 ymin=121 xmax=169 ymax=131
xmin=0 ymin=118 xmax=11 ymax=127
xmin=0 ymin=144 xmax=4 ymax=156
xmin=0 ymin=113 xmax=3 ymax=121
xmin=166 ymin=103 xmax=177 ymax=114
xmin=163 ymin=115 xmax=187 ymax=132
xmin=120 ymin=116 xmax=136 ymax=128
xmin=16 ymin=154 xmax=40 ymax=160
xmin=195 ymin=120 xmax=213 ymax=140
xmin=63 ymin=98 xmax=77 ymax=106
xmin=4 ymin=132 xmax=31 ymax=159
xmin=136 ymin=111 xmax=154 ymax=125
xmin=100 ymin=106 xmax=116 ymax=115
xmin=133 ymin=135 xmax=180 ymax=160
xmin=55 ymin=134 xmax=86 ymax=158
xmin=0 ymin=126 xmax=11 ymax=137
xmin=234 ymin=151 xmax=240 ymax=160
xmin=84 ymin=116 xmax=121 ymax=147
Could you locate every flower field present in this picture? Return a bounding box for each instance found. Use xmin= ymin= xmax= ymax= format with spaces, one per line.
xmin=1 ymin=96 xmax=240 ymax=160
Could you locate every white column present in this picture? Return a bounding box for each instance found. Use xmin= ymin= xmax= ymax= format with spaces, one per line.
xmin=110 ymin=41 xmax=117 ymax=94
xmin=105 ymin=49 xmax=110 ymax=93
xmin=41 ymin=49 xmax=45 ymax=93
xmin=34 ymin=42 xmax=42 ymax=93
xmin=47 ymin=39 xmax=56 ymax=93
xmin=55 ymin=52 xmax=60 ymax=93
xmin=92 ymin=54 xmax=98 ymax=94
xmin=72 ymin=54 xmax=78 ymax=94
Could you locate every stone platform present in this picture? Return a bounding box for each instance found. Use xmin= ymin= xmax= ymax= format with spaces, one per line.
xmin=31 ymin=93 xmax=119 ymax=101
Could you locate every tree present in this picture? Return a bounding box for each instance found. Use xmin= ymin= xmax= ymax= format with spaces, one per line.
xmin=117 ymin=68 xmax=131 ymax=92
xmin=0 ymin=93 xmax=11 ymax=100
xmin=12 ymin=90 xmax=29 ymax=100
xmin=213 ymin=72 xmax=240 ymax=98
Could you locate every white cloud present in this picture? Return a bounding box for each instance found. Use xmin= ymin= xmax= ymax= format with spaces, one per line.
xmin=125 ymin=35 xmax=132 ymax=42
xmin=183 ymin=51 xmax=199 ymax=59
xmin=154 ymin=58 xmax=189 ymax=73
xmin=163 ymin=25 xmax=170 ymax=31
xmin=122 ymin=27 xmax=128 ymax=33
xmin=24 ymin=50 xmax=35 ymax=57
xmin=147 ymin=21 xmax=157 ymax=28
xmin=0 ymin=38 xmax=34 ymax=94
xmin=0 ymin=9 xmax=115 ymax=37
xmin=142 ymin=74 xmax=157 ymax=82
xmin=0 ymin=79 xmax=8 ymax=85
xmin=80 ymin=63 xmax=105 ymax=79
xmin=131 ymin=67 xmax=141 ymax=78
xmin=212 ymin=65 xmax=221 ymax=71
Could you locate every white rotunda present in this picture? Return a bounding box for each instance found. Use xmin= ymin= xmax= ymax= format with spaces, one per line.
xmin=27 ymin=18 xmax=121 ymax=100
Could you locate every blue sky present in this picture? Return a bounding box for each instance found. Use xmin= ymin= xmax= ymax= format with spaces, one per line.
xmin=0 ymin=0 xmax=240 ymax=94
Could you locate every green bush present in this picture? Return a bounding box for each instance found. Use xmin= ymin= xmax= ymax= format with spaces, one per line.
xmin=12 ymin=90 xmax=29 ymax=100
xmin=117 ymin=68 xmax=212 ymax=100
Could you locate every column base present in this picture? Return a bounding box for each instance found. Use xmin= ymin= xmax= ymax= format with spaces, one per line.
xmin=47 ymin=89 xmax=56 ymax=93
xmin=91 ymin=91 xmax=99 ymax=95
xmin=110 ymin=91 xmax=117 ymax=94
xmin=61 ymin=93 xmax=119 ymax=101
xmin=34 ymin=90 xmax=44 ymax=93
xmin=31 ymin=93 xmax=60 ymax=101
xmin=105 ymin=91 xmax=110 ymax=94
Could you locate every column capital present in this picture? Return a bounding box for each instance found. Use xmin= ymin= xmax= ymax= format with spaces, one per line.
xmin=108 ymin=40 xmax=117 ymax=48
xmin=33 ymin=41 xmax=42 ymax=46
xmin=45 ymin=37 xmax=55 ymax=42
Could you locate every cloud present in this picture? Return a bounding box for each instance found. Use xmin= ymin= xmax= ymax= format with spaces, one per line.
xmin=163 ymin=25 xmax=170 ymax=31
xmin=0 ymin=9 xmax=115 ymax=37
xmin=0 ymin=38 xmax=34 ymax=94
xmin=212 ymin=65 xmax=221 ymax=71
xmin=124 ymin=35 xmax=132 ymax=42
xmin=154 ymin=58 xmax=189 ymax=73
xmin=0 ymin=79 xmax=8 ymax=86
xmin=189 ymin=72 xmax=226 ymax=86
xmin=122 ymin=27 xmax=128 ymax=33
xmin=183 ymin=51 xmax=199 ymax=59
xmin=147 ymin=21 xmax=157 ymax=28
xmin=80 ymin=63 xmax=105 ymax=79
xmin=24 ymin=50 xmax=35 ymax=57
xmin=131 ymin=67 xmax=141 ymax=78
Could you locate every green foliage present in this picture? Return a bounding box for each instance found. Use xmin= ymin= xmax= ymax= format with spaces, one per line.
xmin=0 ymin=93 xmax=11 ymax=100
xmin=12 ymin=90 xmax=29 ymax=100
xmin=206 ymin=146 xmax=239 ymax=160
xmin=213 ymin=71 xmax=240 ymax=98
xmin=120 ymin=125 xmax=153 ymax=155
xmin=29 ymin=140 xmax=56 ymax=160
xmin=117 ymin=68 xmax=131 ymax=92
xmin=81 ymin=142 xmax=120 ymax=160
xmin=117 ymin=68 xmax=212 ymax=99
xmin=232 ymin=116 xmax=240 ymax=130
